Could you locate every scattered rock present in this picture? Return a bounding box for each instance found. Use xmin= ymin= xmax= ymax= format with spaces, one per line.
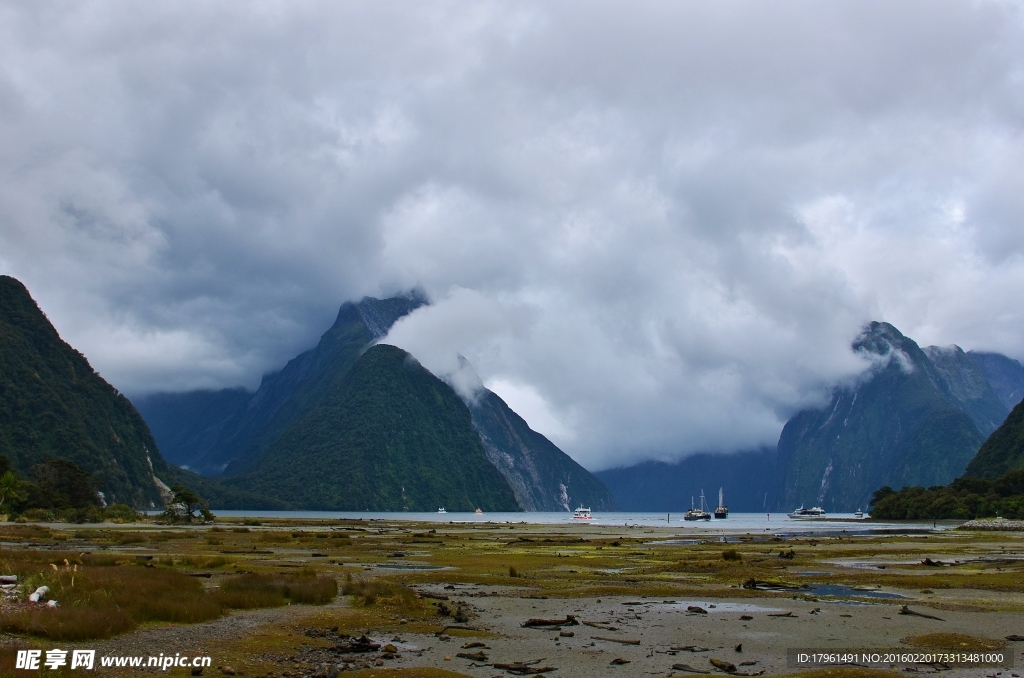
xmin=710 ymin=657 xmax=737 ymax=673
xmin=335 ymin=636 xmax=380 ymax=653
xmin=522 ymin=614 xmax=579 ymax=628
xmin=610 ymin=658 xmax=630 ymax=665
xmin=688 ymin=606 xmax=709 ymax=614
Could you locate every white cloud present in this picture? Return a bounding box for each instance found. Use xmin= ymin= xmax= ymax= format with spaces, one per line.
xmin=1 ymin=1 xmax=1023 ymax=469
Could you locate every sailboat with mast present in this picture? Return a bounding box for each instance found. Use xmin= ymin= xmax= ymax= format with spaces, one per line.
xmin=714 ymin=487 xmax=728 ymax=519
xmin=683 ymin=489 xmax=712 ymax=521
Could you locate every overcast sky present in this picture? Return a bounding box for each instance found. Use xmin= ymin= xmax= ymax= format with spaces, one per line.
xmin=2 ymin=1 xmax=1023 ymax=470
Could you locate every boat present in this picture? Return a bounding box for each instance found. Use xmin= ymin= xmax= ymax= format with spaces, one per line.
xmin=854 ymin=508 xmax=864 ymax=519
xmin=572 ymin=506 xmax=593 ymax=520
xmin=788 ymin=505 xmax=826 ymax=519
xmin=714 ymin=487 xmax=728 ymax=519
xmin=437 ymin=508 xmax=447 ymax=514
xmin=683 ymin=490 xmax=712 ymax=521
xmin=475 ymin=508 xmax=483 ymax=515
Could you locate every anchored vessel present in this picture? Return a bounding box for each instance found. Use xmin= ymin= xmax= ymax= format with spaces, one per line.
xmin=683 ymin=490 xmax=712 ymax=521
xmin=572 ymin=506 xmax=593 ymax=520
xmin=437 ymin=508 xmax=447 ymax=514
xmin=788 ymin=505 xmax=826 ymax=519
xmin=714 ymin=487 xmax=729 ymax=519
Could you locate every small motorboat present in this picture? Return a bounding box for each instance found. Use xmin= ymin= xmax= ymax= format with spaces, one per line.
xmin=437 ymin=507 xmax=447 ymax=514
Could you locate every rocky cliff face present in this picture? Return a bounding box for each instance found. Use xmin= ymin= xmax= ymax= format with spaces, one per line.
xmin=923 ymin=344 xmax=1007 ymax=436
xmin=774 ymin=322 xmax=987 ymax=511
xmin=966 ymin=351 xmax=1024 ymax=412
xmin=468 ymin=388 xmax=616 ymax=511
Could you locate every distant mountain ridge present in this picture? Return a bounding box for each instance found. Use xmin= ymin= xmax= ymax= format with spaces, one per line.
xmin=599 ymin=321 xmax=1024 ymax=513
xmin=596 ymin=448 xmax=776 ymax=513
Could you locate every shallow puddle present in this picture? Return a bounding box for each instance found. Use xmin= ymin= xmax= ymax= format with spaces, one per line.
xmin=804 ymin=584 xmax=905 ymax=599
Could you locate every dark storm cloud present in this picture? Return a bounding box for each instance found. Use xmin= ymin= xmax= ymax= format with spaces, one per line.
xmin=1 ymin=1 xmax=1023 ymax=468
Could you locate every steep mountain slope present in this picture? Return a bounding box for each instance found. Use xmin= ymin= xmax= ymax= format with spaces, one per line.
xmin=966 ymin=351 xmax=1024 ymax=412
xmin=224 ymin=345 xmax=520 ymax=511
xmin=775 ymin=322 xmax=985 ymax=511
xmin=0 ymin=275 xmax=173 ymax=508
xmin=922 ymin=345 xmax=1008 ymax=436
xmin=134 ymin=389 xmax=250 ymax=469
xmin=596 ymin=448 xmax=777 ymax=513
xmin=963 ymin=397 xmax=1024 ymax=479
xmin=139 ymin=293 xmax=427 ymax=476
xmin=469 ymin=388 xmax=615 ymax=511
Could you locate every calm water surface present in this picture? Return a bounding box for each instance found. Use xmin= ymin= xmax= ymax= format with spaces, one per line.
xmin=207 ymin=510 xmax=948 ymax=534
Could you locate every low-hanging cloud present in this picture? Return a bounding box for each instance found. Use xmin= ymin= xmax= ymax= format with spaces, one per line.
xmin=1 ymin=1 xmax=1023 ymax=469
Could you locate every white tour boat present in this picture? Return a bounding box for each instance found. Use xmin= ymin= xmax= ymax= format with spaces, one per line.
xmin=788 ymin=505 xmax=826 ymax=519
xmin=572 ymin=506 xmax=593 ymax=520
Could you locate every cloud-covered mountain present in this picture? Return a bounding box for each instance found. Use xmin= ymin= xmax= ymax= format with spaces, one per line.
xmin=136 ymin=293 xmax=614 ymax=511
xmin=4 ymin=3 xmax=1024 ymax=473
xmin=601 ymin=322 xmax=1024 ymax=513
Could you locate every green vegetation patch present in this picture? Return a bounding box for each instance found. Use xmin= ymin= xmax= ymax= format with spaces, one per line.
xmin=901 ymin=633 xmax=1006 ymax=650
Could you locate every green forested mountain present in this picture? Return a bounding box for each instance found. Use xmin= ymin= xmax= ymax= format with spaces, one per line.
xmin=138 ymin=293 xmax=614 ymax=512
xmin=775 ymin=322 xmax=986 ymax=512
xmin=963 ymin=396 xmax=1024 ymax=479
xmin=223 ymin=344 xmax=520 ymax=511
xmin=0 ymin=275 xmax=173 ymax=507
xmin=134 ymin=293 xmax=427 ymax=475
xmin=870 ymin=395 xmax=1024 ymax=519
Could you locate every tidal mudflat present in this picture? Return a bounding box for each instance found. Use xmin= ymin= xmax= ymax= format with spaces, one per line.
xmin=1 ymin=519 xmax=1023 ymax=678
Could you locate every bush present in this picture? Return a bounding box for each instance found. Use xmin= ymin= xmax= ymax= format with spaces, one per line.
xmin=103 ymin=504 xmax=140 ymax=523
xmin=722 ymin=549 xmax=742 ymax=561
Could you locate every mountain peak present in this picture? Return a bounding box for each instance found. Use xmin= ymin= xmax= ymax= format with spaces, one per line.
xmin=334 ymin=289 xmax=429 ymax=339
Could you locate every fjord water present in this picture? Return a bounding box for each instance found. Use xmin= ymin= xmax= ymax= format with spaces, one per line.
xmin=208 ymin=510 xmax=947 ymax=533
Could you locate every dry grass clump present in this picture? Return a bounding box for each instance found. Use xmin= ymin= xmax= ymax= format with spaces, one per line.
xmin=770 ymin=670 xmax=899 ymax=678
xmin=0 ymin=559 xmax=221 ymax=640
xmin=341 ymin=575 xmax=416 ymax=608
xmin=181 ymin=555 xmax=232 ymax=569
xmin=258 ymin=531 xmax=293 ymax=543
xmin=901 ymin=633 xmax=1006 ymax=650
xmin=219 ymin=571 xmax=338 ymax=608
